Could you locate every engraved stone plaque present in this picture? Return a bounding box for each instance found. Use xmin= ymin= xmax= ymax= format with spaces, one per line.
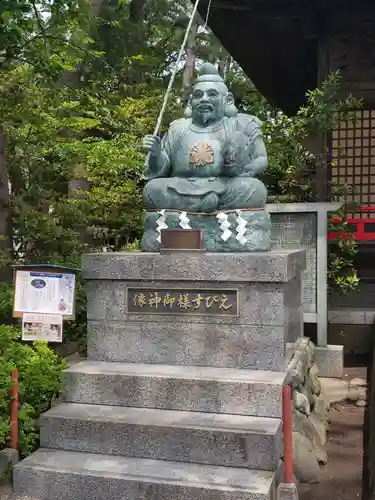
xmin=270 ymin=213 xmax=317 ymax=314
xmin=126 ymin=288 xmax=239 ymax=316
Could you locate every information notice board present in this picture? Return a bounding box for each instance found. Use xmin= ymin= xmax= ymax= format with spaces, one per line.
xmin=14 ymin=270 xmax=76 ymax=318
xmin=13 ymin=265 xmax=78 ymax=344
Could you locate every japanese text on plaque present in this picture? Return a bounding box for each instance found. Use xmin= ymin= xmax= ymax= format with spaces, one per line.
xmin=127 ymin=288 xmax=238 ymax=316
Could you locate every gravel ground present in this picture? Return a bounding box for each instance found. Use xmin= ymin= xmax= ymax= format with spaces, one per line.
xmin=299 ymin=366 xmax=366 ymax=500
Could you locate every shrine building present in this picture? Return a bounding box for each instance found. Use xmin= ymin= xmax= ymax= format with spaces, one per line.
xmin=198 ymin=0 xmax=375 ymax=348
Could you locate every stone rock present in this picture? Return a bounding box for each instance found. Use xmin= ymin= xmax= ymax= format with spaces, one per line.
xmin=293 ymin=389 xmax=311 ymax=415
xmin=358 ymin=387 xmax=367 ymax=400
xmin=306 ymin=341 xmax=316 ymax=368
xmin=293 ymin=411 xmax=327 ymax=449
xmin=292 ymin=432 xmax=321 ymax=483
xmin=356 ymin=399 xmax=366 ymax=407
xmin=320 ymin=378 xmax=349 ymax=407
xmin=319 ymin=388 xmax=332 ymax=411
xmin=314 ymin=446 xmax=328 ymax=465
xmin=292 ymin=409 xmax=327 ymax=464
xmin=294 ymin=348 xmax=308 ymax=369
xmin=313 ymin=397 xmax=328 ymax=421
xmin=347 ymin=379 xmax=367 ymax=402
xmin=285 ymin=368 xmax=299 ymax=387
xmin=310 ymin=393 xmax=319 ymax=410
xmin=289 ymin=369 xmax=304 ymax=389
xmin=308 ymin=412 xmax=327 ymax=446
xmin=292 ymin=408 xmax=307 ymax=434
xmin=349 ymin=377 xmax=366 ymax=388
xmin=309 ymin=363 xmax=321 ymax=396
xmin=347 ymin=388 xmax=359 ymax=402
xmin=301 ymin=380 xmax=315 ymax=408
xmin=347 ymin=386 xmax=367 ymax=402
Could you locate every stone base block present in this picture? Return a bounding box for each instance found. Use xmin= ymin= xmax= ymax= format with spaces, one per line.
xmin=14 ymin=449 xmax=275 ymax=500
xmin=40 ymin=402 xmax=282 ymax=470
xmin=82 ymin=249 xmax=306 ymax=284
xmin=277 ymin=483 xmax=299 ymax=500
xmin=63 ymin=361 xmax=287 ymax=418
xmin=83 ymin=250 xmax=305 ymax=371
xmin=315 ymin=345 xmax=344 ymax=378
xmin=86 ymin=277 xmax=302 ymax=328
xmin=286 ymin=342 xmax=344 ymax=379
xmin=87 ymin=311 xmax=302 ymax=371
xmin=141 ymin=210 xmax=271 ymax=252
xmin=0 ymin=448 xmax=19 ymax=483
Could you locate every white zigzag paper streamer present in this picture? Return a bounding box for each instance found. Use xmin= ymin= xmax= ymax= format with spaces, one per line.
xmin=235 ymin=209 xmax=248 ymax=245
xmin=156 ymin=209 xmax=168 ymax=242
xmin=216 ymin=212 xmax=232 ymax=241
xmin=179 ymin=211 xmax=191 ymax=229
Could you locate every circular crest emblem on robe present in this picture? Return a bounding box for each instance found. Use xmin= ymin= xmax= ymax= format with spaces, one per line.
xmin=189 ymin=141 xmax=214 ymax=167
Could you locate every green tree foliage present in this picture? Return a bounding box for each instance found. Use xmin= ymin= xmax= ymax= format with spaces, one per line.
xmin=0 ymin=325 xmax=65 ymax=456
xmin=328 ymin=208 xmax=359 ymax=295
xmin=0 ymin=0 xmax=92 ymax=73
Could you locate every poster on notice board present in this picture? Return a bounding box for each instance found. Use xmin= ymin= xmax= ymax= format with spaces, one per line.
xmin=22 ymin=313 xmax=63 ymax=343
xmin=14 ymin=270 xmax=75 ymax=317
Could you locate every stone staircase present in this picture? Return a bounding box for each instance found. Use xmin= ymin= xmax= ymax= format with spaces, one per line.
xmin=13 ymin=250 xmax=305 ymax=500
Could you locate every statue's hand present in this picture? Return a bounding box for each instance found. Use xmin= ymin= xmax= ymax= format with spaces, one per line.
xmin=142 ymin=135 xmax=161 ymax=157
xmin=240 ymin=164 xmax=256 ymax=177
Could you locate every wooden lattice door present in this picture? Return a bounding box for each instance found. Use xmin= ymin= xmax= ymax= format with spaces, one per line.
xmin=331 ymin=109 xmax=375 ymax=218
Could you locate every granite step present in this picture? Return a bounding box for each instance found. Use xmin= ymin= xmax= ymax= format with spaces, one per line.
xmin=40 ymin=402 xmax=282 ymax=470
xmin=63 ymin=360 xmax=286 ymax=418
xmin=13 ymin=449 xmax=275 ymax=500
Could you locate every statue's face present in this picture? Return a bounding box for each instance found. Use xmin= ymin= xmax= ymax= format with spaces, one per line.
xmin=190 ymin=82 xmax=227 ymax=125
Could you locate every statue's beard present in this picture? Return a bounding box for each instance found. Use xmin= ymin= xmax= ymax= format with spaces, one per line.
xmin=201 ymin=111 xmax=214 ymax=123
xmin=193 ymin=107 xmax=220 ymax=125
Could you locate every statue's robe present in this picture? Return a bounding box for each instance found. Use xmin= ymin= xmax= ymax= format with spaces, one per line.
xmin=144 ymin=114 xmax=267 ymax=212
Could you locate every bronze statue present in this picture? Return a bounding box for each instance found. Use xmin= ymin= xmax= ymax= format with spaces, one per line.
xmin=141 ymin=62 xmax=271 ymax=252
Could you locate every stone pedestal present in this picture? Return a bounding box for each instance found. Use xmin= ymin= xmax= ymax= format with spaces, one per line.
xmin=85 ymin=250 xmax=305 ymax=371
xmin=13 ymin=249 xmax=306 ymax=500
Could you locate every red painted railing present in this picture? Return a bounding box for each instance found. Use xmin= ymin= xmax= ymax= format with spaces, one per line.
xmin=10 ymin=369 xmax=18 ymax=450
xmin=328 ymin=206 xmax=375 ymax=241
xmin=282 ymin=385 xmax=293 ymax=483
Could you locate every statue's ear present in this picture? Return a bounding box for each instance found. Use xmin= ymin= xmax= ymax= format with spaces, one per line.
xmin=184 ymin=95 xmax=192 ymax=118
xmin=225 ymin=92 xmax=238 ymax=117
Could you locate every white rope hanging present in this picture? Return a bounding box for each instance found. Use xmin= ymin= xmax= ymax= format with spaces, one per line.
xmin=216 ymin=212 xmax=232 ymax=241
xmin=156 ymin=209 xmax=168 ymax=242
xmin=145 ymin=0 xmax=214 ymax=168
xmin=202 ymin=0 xmax=213 ymax=29
xmin=179 ymin=211 xmax=192 ymax=229
xmin=235 ymin=209 xmax=248 ymax=245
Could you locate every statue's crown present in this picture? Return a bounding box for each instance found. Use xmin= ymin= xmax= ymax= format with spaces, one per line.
xmin=196 ymin=62 xmax=225 ymax=84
